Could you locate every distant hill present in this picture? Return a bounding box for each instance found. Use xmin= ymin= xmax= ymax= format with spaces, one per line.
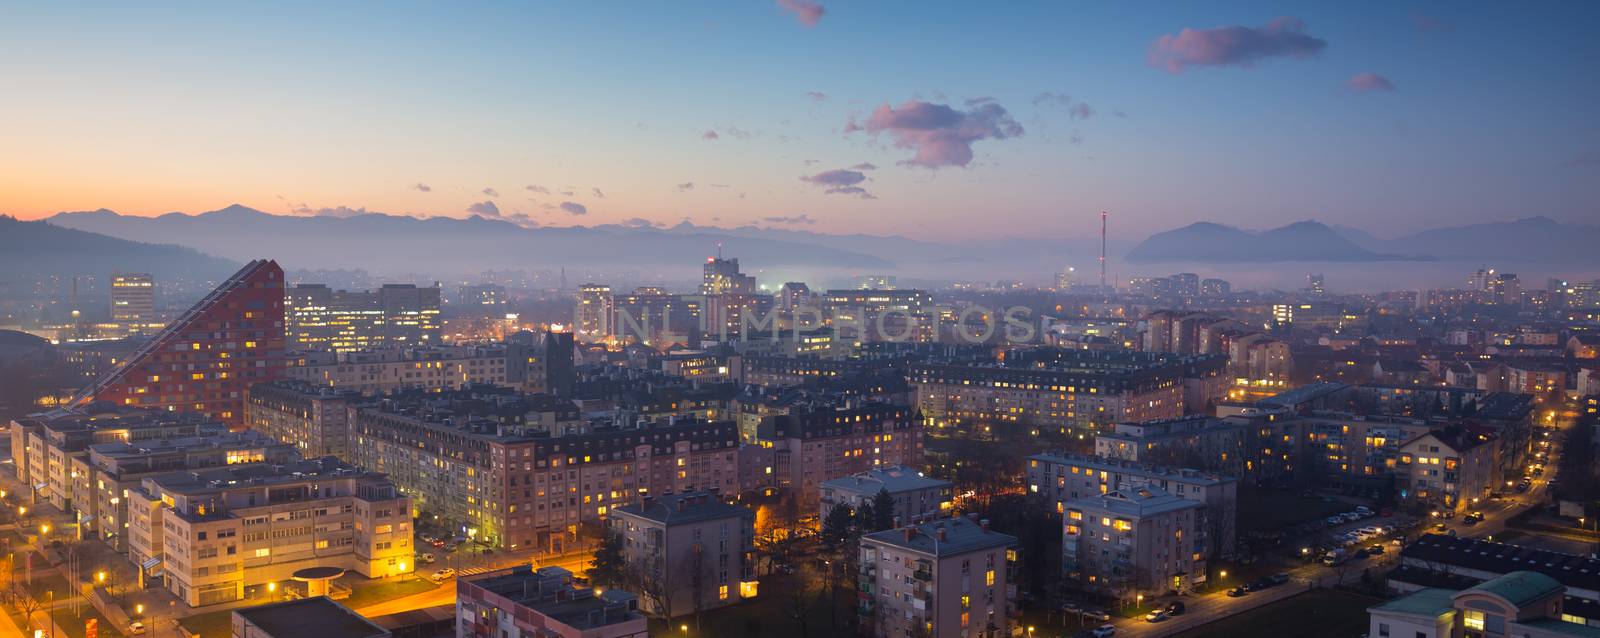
xmin=0 ymin=215 xmax=238 ymax=280
xmin=1126 ymin=220 xmax=1426 ymax=263
xmin=48 ymin=205 xmax=896 ymax=275
xmin=1385 ymin=217 xmax=1600 ymax=264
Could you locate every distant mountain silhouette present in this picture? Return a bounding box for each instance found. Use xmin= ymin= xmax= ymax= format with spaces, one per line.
xmin=1127 ymin=220 xmax=1427 ymax=263
xmin=0 ymin=215 xmax=238 ymax=280
xmin=1385 ymin=217 xmax=1600 ymax=264
xmin=47 ymin=205 xmax=896 ymax=275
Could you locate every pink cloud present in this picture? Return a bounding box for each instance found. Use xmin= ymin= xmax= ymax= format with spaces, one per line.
xmin=777 ymin=0 xmax=824 ymax=27
xmin=1148 ymin=17 xmax=1327 ymax=73
xmin=1346 ymin=72 xmax=1396 ymax=93
xmin=701 ymin=129 xmax=720 ymax=141
xmin=800 ymin=168 xmax=874 ymax=198
xmin=854 ymin=100 xmax=1023 ymax=168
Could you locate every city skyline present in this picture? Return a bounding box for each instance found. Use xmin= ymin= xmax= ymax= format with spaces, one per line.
xmin=2 ymin=2 xmax=1597 ymax=241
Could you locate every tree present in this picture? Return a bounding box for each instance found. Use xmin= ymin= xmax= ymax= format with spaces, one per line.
xmin=625 ymin=557 xmax=674 ymax=621
xmin=686 ymin=545 xmax=708 ymax=629
xmin=587 ymin=526 xmax=626 ymax=589
xmin=820 ymin=503 xmax=855 ymax=553
xmin=871 ymin=488 xmax=896 ymax=531
xmin=854 ymin=501 xmax=876 ymax=534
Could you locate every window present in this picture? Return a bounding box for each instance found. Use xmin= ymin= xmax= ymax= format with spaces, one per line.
xmin=719 ymin=585 xmax=729 ymax=600
xmin=254 ymin=548 xmax=271 ymax=558
xmin=1377 ymin=623 xmax=1388 ymax=637
xmin=1463 ymin=610 xmax=1484 ymax=631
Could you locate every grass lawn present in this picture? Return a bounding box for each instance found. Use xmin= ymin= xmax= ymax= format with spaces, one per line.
xmin=1172 ymin=589 xmax=1379 ymax=638
xmin=1238 ymin=489 xmax=1351 ymax=534
xmin=178 ymin=608 xmax=234 ymax=638
xmin=342 ymin=578 xmax=439 ymax=608
xmin=44 ymin=604 xmax=116 ymax=638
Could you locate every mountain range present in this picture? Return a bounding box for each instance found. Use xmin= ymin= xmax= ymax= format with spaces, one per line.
xmin=0 ymin=215 xmax=238 ymax=281
xmin=1128 ymin=218 xmax=1600 ymax=266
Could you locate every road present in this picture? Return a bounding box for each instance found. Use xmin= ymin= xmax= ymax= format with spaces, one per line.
xmin=353 ymin=550 xmax=591 ymax=618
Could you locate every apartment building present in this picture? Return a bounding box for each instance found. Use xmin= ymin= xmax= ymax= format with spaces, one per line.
xmin=1027 ymin=453 xmax=1237 ymax=558
xmin=859 ymin=516 xmax=1017 ymax=638
xmin=610 ymin=491 xmax=757 ymax=618
xmin=1396 ymin=426 xmax=1501 ymax=515
xmin=457 ymin=566 xmax=647 ymax=638
xmin=10 ymin=404 xmax=223 ymax=513
xmin=244 ymin=381 xmax=364 ymax=458
xmin=347 ymin=387 xmax=739 ymax=550
xmin=819 ymin=465 xmax=952 ymax=524
xmin=87 ymin=430 xmax=296 ymax=550
xmin=1094 ymin=416 xmax=1247 ymax=476
xmin=909 ymin=350 xmax=1225 ymax=433
xmin=282 ymin=345 xmax=508 ymax=394
xmin=1063 ymin=487 xmax=1204 ymax=596
xmin=746 ymin=402 xmax=923 ymax=504
xmin=126 ymin=457 xmax=412 ymax=607
xmin=1300 ymin=412 xmax=1433 ymax=488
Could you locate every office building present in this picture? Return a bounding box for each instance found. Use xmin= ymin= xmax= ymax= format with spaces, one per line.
xmin=245 ymin=381 xmax=364 ymax=458
xmin=127 ymin=457 xmax=412 ymax=607
xmin=819 ymin=465 xmax=951 ymax=524
xmin=347 ymin=387 xmax=739 ymax=550
xmin=72 ymin=259 xmax=287 ymax=429
xmin=285 ymin=283 xmax=441 ymax=351
xmin=610 ymin=491 xmax=757 ymax=617
xmin=457 ymin=566 xmax=647 ymax=638
xmin=576 ymin=284 xmax=614 ymax=342
xmin=859 ymin=516 xmax=1017 ymax=638
xmin=110 ymin=272 xmax=156 ymax=327
xmin=1064 ymin=486 xmax=1204 ymax=596
xmin=703 ymin=257 xmax=756 ymax=296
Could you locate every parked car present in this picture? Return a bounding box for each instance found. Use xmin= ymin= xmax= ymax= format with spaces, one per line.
xmin=1366 ymin=544 xmax=1385 ymax=555
xmin=429 ymin=568 xmax=457 ymax=583
xmin=127 ymin=621 xmax=146 ymax=635
xmin=1082 ymin=609 xmax=1112 ymax=622
xmin=1325 ymin=516 xmax=1344 ymax=525
xmin=1090 ymin=624 xmax=1117 ymax=637
xmin=1269 ymin=573 xmax=1290 ymax=585
xmin=1165 ymin=601 xmax=1186 ymax=616
xmin=430 ymin=538 xmax=446 ymax=548
xmin=1227 ymin=587 xmax=1248 ymax=597
xmin=1144 ymin=610 xmax=1168 ymax=623
xmin=416 ymin=552 xmax=436 ymax=564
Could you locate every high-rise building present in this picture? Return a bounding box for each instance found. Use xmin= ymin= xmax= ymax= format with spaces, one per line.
xmin=1307 ymin=273 xmax=1326 ymax=296
xmin=702 ymin=257 xmax=756 ymax=295
xmin=286 ymin=283 xmax=442 ymax=351
xmin=855 ymin=274 xmax=897 ymax=290
xmin=576 ymin=283 xmax=614 ymax=342
xmin=457 ymin=283 xmax=507 ymax=309
xmin=1054 ymin=267 xmax=1075 ymax=291
xmin=1171 ymin=273 xmax=1200 ymax=297
xmin=109 ymin=272 xmax=156 ymax=328
xmin=1199 ymin=278 xmax=1230 ymax=297
xmin=73 ymin=259 xmax=287 ymax=428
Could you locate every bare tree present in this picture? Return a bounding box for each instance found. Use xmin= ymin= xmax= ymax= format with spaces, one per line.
xmin=624 ymin=557 xmax=674 ymax=621
xmin=686 ymin=544 xmax=708 ymax=629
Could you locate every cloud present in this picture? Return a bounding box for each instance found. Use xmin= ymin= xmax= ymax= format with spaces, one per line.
xmin=482 ymin=187 xmax=499 ymax=198
xmin=1148 ymin=17 xmax=1327 ymax=73
xmin=805 ymin=91 xmax=828 ymax=102
xmin=777 ymin=0 xmax=824 ymax=27
xmin=724 ymin=126 xmax=753 ymax=139
xmin=1033 ymin=92 xmax=1094 ymax=120
xmin=619 ymin=217 xmax=660 ymax=228
xmin=702 ymin=129 xmax=720 ymax=141
xmin=559 ymin=189 xmax=575 ymax=196
xmin=764 ymin=214 xmax=817 ymax=225
xmin=525 ymin=184 xmax=550 ymax=195
xmin=801 ymin=168 xmax=876 ymax=199
xmin=676 ymin=182 xmax=696 ymax=192
xmin=296 ymin=206 xmax=379 ymax=218
xmin=591 ymin=187 xmax=606 ymax=199
xmin=851 ymin=162 xmax=878 ymax=171
xmin=413 ymin=183 xmax=432 ymax=193
xmin=466 ymin=201 xmax=501 ymax=216
xmin=852 ymin=100 xmax=1024 ymax=168
xmin=1346 ymin=72 xmax=1396 ymax=93
xmin=559 ymin=201 xmax=587 ymax=215
xmin=1411 ymin=11 xmax=1451 ymax=32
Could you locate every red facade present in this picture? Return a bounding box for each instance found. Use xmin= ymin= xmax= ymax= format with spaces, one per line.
xmin=75 ymin=259 xmax=286 ymax=429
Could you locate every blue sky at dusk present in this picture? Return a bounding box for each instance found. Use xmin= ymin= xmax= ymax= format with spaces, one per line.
xmin=1 ymin=1 xmax=1595 ymax=240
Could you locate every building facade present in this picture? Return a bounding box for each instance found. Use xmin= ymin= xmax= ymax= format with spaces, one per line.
xmin=859 ymin=516 xmax=1017 ymax=638
xmin=1063 ymin=487 xmax=1204 ymax=597
xmin=285 ymin=283 xmax=441 ymax=351
xmin=456 ymin=566 xmax=648 ymax=638
xmin=610 ymin=492 xmax=757 ymax=618
xmin=819 ymin=465 xmax=953 ymax=524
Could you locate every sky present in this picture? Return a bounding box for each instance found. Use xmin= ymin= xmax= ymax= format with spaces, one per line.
xmin=1 ymin=1 xmax=1596 ymax=241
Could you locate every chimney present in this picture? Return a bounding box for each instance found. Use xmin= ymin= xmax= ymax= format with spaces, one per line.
xmin=892 ymin=515 xmax=901 ymax=529
xmin=980 ymin=518 xmax=990 ymax=532
xmin=936 ymin=528 xmax=947 ymax=542
xmin=677 ymin=497 xmax=688 ymax=511
xmin=903 ymin=526 xmax=916 ymax=542
xmin=641 ymin=495 xmax=655 ymax=510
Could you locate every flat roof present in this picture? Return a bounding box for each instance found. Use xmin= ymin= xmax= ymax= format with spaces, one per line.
xmin=233 ymin=596 xmax=388 ymax=638
xmin=862 ymin=515 xmax=1015 ymax=557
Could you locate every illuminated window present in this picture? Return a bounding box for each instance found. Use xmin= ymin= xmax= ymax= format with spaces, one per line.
xmin=1463 ymin=610 xmax=1484 ymax=631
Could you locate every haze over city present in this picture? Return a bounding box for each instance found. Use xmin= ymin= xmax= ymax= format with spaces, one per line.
xmin=2 ymin=4 xmax=1600 ymax=638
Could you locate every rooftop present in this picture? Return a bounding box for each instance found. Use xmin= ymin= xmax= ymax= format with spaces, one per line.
xmin=611 ymin=491 xmax=750 ymax=526
xmin=1066 ymin=486 xmax=1203 ymax=518
xmin=1461 ymin=570 xmax=1564 ymax=608
xmin=862 ymin=515 xmax=1016 ymax=557
xmin=1028 ymin=452 xmax=1236 ymax=486
xmin=820 ymin=465 xmax=952 ymax=494
xmin=1369 ymin=587 xmax=1456 ymax=618
xmin=232 ymin=596 xmax=388 ymax=638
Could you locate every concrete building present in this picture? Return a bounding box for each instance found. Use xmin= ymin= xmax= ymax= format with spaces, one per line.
xmin=1094 ymin=416 xmax=1246 ymax=476
xmin=610 ymin=491 xmax=757 ymax=618
xmin=127 ymin=456 xmax=412 ymax=607
xmin=745 ymin=402 xmax=923 ymax=504
xmin=576 ymin=284 xmax=614 ymax=343
xmin=282 ymin=345 xmax=509 ymax=395
xmin=1369 ymin=571 xmax=1600 ymax=638
xmin=1397 ymin=426 xmax=1501 ymax=515
xmin=1063 ymin=486 xmax=1205 ymax=596
xmin=245 ymin=381 xmax=364 ymax=459
xmin=859 ymin=515 xmax=1017 ymax=638
xmin=1027 ymin=453 xmax=1237 ymax=558
xmin=285 ymin=283 xmax=442 ymax=351
xmin=348 ymin=387 xmax=739 ymax=550
xmin=109 ymin=272 xmax=156 ymax=328
xmin=456 ymin=565 xmax=648 ymax=638
xmin=232 ymin=596 xmax=389 ymax=638
xmin=818 ymin=465 xmax=952 ymax=524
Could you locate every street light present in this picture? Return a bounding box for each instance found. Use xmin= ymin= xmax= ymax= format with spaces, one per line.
xmin=680 ymin=624 xmax=689 ymax=635
xmin=96 ymin=571 xmax=107 ymax=585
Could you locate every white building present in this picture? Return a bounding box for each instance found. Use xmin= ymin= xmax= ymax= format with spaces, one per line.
xmin=859 ymin=515 xmax=1016 ymax=638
